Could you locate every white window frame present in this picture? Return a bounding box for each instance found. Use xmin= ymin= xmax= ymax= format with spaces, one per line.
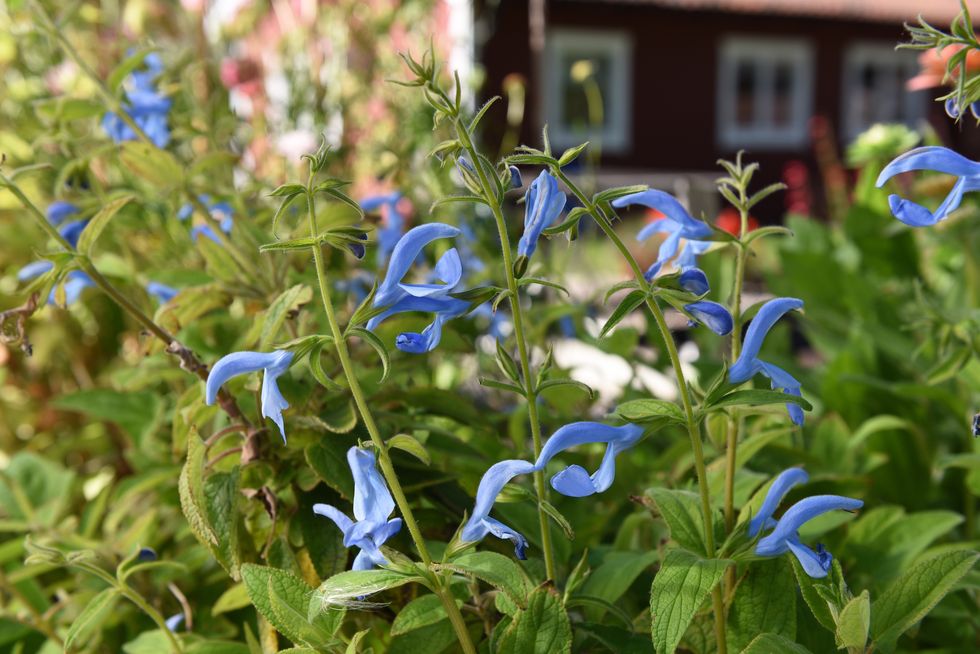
xmin=716 ymin=36 xmax=814 ymax=149
xmin=841 ymin=42 xmax=927 ymax=141
xmin=544 ymin=29 xmax=633 ymax=153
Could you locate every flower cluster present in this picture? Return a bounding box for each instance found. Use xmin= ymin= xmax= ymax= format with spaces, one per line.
xmin=102 ymin=53 xmax=172 ymax=148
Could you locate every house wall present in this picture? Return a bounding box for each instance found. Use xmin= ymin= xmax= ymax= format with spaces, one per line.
xmin=477 ymin=0 xmax=980 ymax=218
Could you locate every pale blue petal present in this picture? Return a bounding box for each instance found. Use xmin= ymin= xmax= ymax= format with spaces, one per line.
xmin=730 ymin=298 xmax=804 ymax=383
xmin=146 ymin=281 xmax=179 ymax=303
xmin=165 ymin=614 xmax=184 ymax=632
xmin=399 ymin=248 xmax=462 ymax=297
xmin=518 ymin=171 xmax=566 ymax=259
xmin=396 ymin=312 xmax=450 ymax=354
xmin=348 ymin=447 xmax=396 ymax=524
xmin=461 ymin=459 xmax=535 ymax=543
xmin=748 ymin=468 xmax=809 ymax=537
xmin=876 ymin=146 xmax=980 ymax=186
xmin=261 ymin=362 xmax=291 ymax=442
xmin=536 ymin=422 xmax=643 ymax=469
xmin=509 ymin=165 xmax=523 ymax=189
xmin=18 ymin=261 xmax=53 ymax=281
xmin=786 ymin=538 xmax=833 ymax=578
xmin=611 ymin=190 xmax=713 ymax=239
xmin=483 ymin=517 xmax=529 ymax=560
xmin=205 ymin=350 xmax=288 ymax=405
xmin=313 ymin=503 xmax=355 ymax=534
xmin=756 ymin=495 xmax=863 ymax=556
xmin=59 ymin=219 xmax=89 ymax=248
xmin=675 ymin=239 xmax=711 ymax=271
xmin=636 ymin=219 xmax=678 ymax=242
xmin=375 ymin=223 xmax=460 ymax=307
xmin=47 ymin=201 xmax=79 ymax=226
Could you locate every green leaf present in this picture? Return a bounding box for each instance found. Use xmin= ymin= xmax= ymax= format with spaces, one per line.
xmin=437 ymin=551 xmax=532 ymax=608
xmin=260 ymin=284 xmax=312 ymax=350
xmin=76 ymin=194 xmax=134 ymax=254
xmin=52 ymin=389 xmax=162 ymax=446
xmin=345 ymin=629 xmax=370 ymax=654
xmin=204 ymin=469 xmax=242 ymax=579
xmin=496 ymin=586 xmax=572 ymax=654
xmin=616 ymin=399 xmax=685 ymax=425
xmin=645 ymin=488 xmax=711 ymax=555
xmin=479 ymin=377 xmax=526 ymax=395
xmin=790 ymin=556 xmax=840 ymax=632
xmin=835 ymin=590 xmax=870 ymax=651
xmin=601 ymin=289 xmax=647 ymax=339
xmin=65 ymin=587 xmax=120 ymax=651
xmin=539 ymin=500 xmax=575 ymax=540
xmin=579 ymin=550 xmax=658 ymax=614
xmin=742 ymin=225 xmax=793 ymax=247
xmin=740 ymin=633 xmax=813 ymax=654
xmin=594 ymin=184 xmax=648 ymax=204
xmin=348 ymin=327 xmax=390 ymax=383
xmin=727 ymin=558 xmax=796 ymax=652
xmin=468 ymin=96 xmax=501 ymax=132
xmin=212 ymin=583 xmax=251 ymax=616
xmin=391 ymin=594 xmax=456 ymax=635
xmin=496 ymin=340 xmax=522 ymax=383
xmin=870 ymin=549 xmax=979 ymax=647
xmin=179 ymin=430 xmax=217 ymax=549
xmin=316 ymin=186 xmax=364 ymax=217
xmin=259 ymin=236 xmax=319 ymax=252
xmin=649 ymin=549 xmax=731 ymax=654
xmin=537 ymin=378 xmax=595 ymax=400
xmin=518 ymin=276 xmax=569 ymax=295
xmin=708 ymin=389 xmax=813 ymax=412
xmin=119 ymin=142 xmax=183 ymax=188
xmin=241 ymin=564 xmax=338 ymax=648
xmin=307 ymin=340 xmax=343 ymax=392
xmin=388 ymin=433 xmax=431 ymax=466
xmin=310 ymin=569 xmax=423 ymax=611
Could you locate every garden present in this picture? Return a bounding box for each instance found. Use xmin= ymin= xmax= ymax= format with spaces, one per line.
xmin=0 ymin=1 xmax=977 ymax=653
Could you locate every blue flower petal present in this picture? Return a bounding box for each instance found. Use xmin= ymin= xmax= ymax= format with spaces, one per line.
xmin=517 ymin=171 xmax=566 ymax=259
xmin=461 ymin=459 xmax=535 ymax=547
xmin=756 ymin=495 xmax=863 ymax=557
xmin=876 ymin=146 xmax=980 ymax=184
xmin=18 ymin=260 xmax=54 ymax=281
xmin=375 ymin=223 xmax=461 ymax=307
xmin=730 ymin=298 xmax=804 ymax=383
xmin=146 ymin=281 xmax=179 ymax=303
xmin=678 ymin=268 xmax=710 ymax=295
xmin=59 ymin=219 xmax=89 ymax=249
xmin=786 ymin=538 xmax=833 ymax=578
xmin=349 ymin=447 xmax=396 ymax=524
xmin=748 ymin=467 xmax=809 ymax=537
xmin=536 ymin=422 xmax=644 ymax=497
xmin=47 ymin=201 xmax=79 ymax=226
xmin=205 ymin=350 xmax=293 ymax=439
xmin=612 ymin=190 xmax=713 ymax=239
xmin=685 ymin=301 xmax=734 ymax=335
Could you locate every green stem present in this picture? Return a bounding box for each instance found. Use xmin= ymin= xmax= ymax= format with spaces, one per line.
xmin=303 ymin=184 xmax=476 ymax=654
xmin=459 ymin=134 xmax=557 ymax=581
xmin=724 ymin=203 xmax=749 ymax=532
xmin=554 ymin=170 xmax=727 ymax=654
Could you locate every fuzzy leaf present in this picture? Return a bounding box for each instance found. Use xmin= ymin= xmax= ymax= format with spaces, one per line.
xmin=649 ymin=549 xmax=731 ymax=654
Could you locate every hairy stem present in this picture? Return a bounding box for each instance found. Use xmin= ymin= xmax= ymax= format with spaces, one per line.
xmin=554 ymin=169 xmax=727 ymax=654
xmin=459 ymin=133 xmax=557 ymax=581
xmin=303 ymin=183 xmax=476 ymax=654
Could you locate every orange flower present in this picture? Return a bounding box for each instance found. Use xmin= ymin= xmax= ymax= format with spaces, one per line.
xmin=716 ymin=207 xmax=758 ymax=235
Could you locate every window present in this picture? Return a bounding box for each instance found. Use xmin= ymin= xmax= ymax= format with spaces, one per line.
xmin=544 ymin=29 xmax=632 ymax=153
xmin=717 ymin=37 xmax=814 ymax=149
xmin=841 ymin=44 xmax=927 ymax=141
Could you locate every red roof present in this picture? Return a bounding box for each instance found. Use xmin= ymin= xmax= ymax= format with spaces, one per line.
xmin=604 ymin=0 xmax=980 ymax=24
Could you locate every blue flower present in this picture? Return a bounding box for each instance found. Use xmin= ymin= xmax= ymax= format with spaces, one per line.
xmin=102 ymin=54 xmax=171 ymax=148
xmin=751 ymin=468 xmax=863 ymax=578
xmin=46 ymin=201 xmax=79 ymax=226
xmin=611 ymin=190 xmax=713 ymax=280
xmin=146 ymin=281 xmax=179 ymax=303
xmin=729 ymin=297 xmax=806 ymax=425
xmin=684 ymin=300 xmax=734 ymax=336
xmin=460 ymin=459 xmax=536 ymax=559
xmin=517 ymin=171 xmax=567 ymax=260
xmin=367 ymin=223 xmax=470 ymax=353
xmin=180 ymin=195 xmax=234 ymax=235
xmin=361 ymin=192 xmax=405 ymax=265
xmin=165 ymin=614 xmax=184 ymax=632
xmin=876 ymin=146 xmax=980 ymax=227
xmin=313 ymin=447 xmax=403 ymax=570
xmin=534 ymin=422 xmax=644 ymax=497
xmin=18 ymin=263 xmax=94 ymax=306
xmin=205 ymin=350 xmax=294 ymax=441
xmin=461 ymin=422 xmax=644 ymax=557
xmin=508 ymin=165 xmax=523 ymax=189
xmin=59 ymin=219 xmax=89 ymax=249
xmin=678 ymin=268 xmax=710 ymax=295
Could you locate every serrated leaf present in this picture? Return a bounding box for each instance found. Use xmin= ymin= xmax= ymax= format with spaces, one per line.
xmin=645 ymin=488 xmax=709 ymax=555
xmin=388 ymin=433 xmax=430 ymax=466
xmin=348 ymin=327 xmax=390 ymax=383
xmin=391 ymin=594 xmax=456 ymax=635
xmin=305 ymin=436 xmax=358 ymax=499
xmin=600 ymin=289 xmax=647 ymax=338
xmin=179 ymin=430 xmax=217 ymax=548
xmin=496 ymin=586 xmax=572 ymax=654
xmin=727 ymin=558 xmax=796 ymax=652
xmin=204 ymin=469 xmax=242 ymax=579
xmin=310 ymin=569 xmax=423 ymax=611
xmin=241 ymin=564 xmax=336 ymax=648
xmin=436 ymin=552 xmax=532 ymax=608
xmin=836 ymin=590 xmax=870 ymax=650
xmin=649 ymin=549 xmax=731 ymax=654
xmin=76 ymin=195 xmax=134 ymax=254
xmin=870 ymin=549 xmax=979 ymax=647
xmin=64 ymin=587 xmax=120 ymax=651
xmin=616 ymin=399 xmax=685 ymax=425
xmin=260 ymin=284 xmax=312 ymax=350
xmin=740 ymin=633 xmax=812 ymax=654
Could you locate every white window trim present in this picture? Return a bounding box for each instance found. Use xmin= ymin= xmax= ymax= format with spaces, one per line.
xmin=544 ymin=29 xmax=633 ymax=154
xmin=716 ymin=36 xmax=814 ymax=150
xmin=841 ymin=42 xmax=926 ymax=141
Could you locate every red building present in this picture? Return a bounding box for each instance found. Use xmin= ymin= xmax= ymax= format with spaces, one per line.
xmin=476 ymin=0 xmax=980 ymax=218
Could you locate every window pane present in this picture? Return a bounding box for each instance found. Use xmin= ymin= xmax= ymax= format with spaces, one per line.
xmin=560 ymin=53 xmax=612 ymax=131
xmin=773 ymin=62 xmax=793 ymax=126
xmin=735 ymin=60 xmax=756 ymax=126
